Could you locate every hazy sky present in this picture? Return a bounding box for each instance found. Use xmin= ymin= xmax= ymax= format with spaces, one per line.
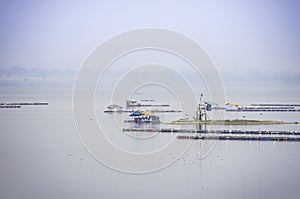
xmin=0 ymin=0 xmax=299 ymax=75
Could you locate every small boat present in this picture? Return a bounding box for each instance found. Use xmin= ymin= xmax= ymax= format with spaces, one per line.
xmin=104 ymin=104 xmax=122 ymax=113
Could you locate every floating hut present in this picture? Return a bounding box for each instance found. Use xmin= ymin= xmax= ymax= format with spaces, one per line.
xmin=126 ymin=111 xmax=160 ymax=124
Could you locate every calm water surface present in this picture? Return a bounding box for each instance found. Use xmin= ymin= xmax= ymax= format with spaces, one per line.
xmin=0 ymin=84 xmax=300 ymax=199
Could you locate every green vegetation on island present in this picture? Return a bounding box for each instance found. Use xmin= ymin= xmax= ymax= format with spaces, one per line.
xmin=167 ymin=119 xmax=298 ymax=125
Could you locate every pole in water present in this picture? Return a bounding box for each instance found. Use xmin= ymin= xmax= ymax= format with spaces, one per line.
xmin=196 ymin=93 xmax=203 ymax=121
xmin=200 ymin=93 xmax=203 ymax=121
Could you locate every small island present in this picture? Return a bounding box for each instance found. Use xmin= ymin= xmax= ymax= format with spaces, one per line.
xmin=166 ymin=94 xmax=298 ymax=126
xmin=166 ymin=119 xmax=298 ymax=125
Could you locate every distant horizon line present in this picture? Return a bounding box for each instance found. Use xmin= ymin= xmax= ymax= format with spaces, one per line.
xmin=0 ymin=66 xmax=299 ymax=84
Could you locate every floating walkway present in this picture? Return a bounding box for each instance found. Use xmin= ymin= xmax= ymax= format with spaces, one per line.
xmin=226 ymin=103 xmax=300 ymax=112
xmin=0 ymin=105 xmax=21 ymax=108
xmin=177 ymin=135 xmax=300 ymax=142
xmin=123 ymin=128 xmax=300 ymax=142
xmin=226 ymin=108 xmax=300 ymax=112
xmin=0 ymin=102 xmax=48 ymax=109
xmin=104 ymin=109 xmax=181 ymax=113
xmin=123 ymin=128 xmax=300 ymax=135
xmin=251 ymin=103 xmax=300 ymax=107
